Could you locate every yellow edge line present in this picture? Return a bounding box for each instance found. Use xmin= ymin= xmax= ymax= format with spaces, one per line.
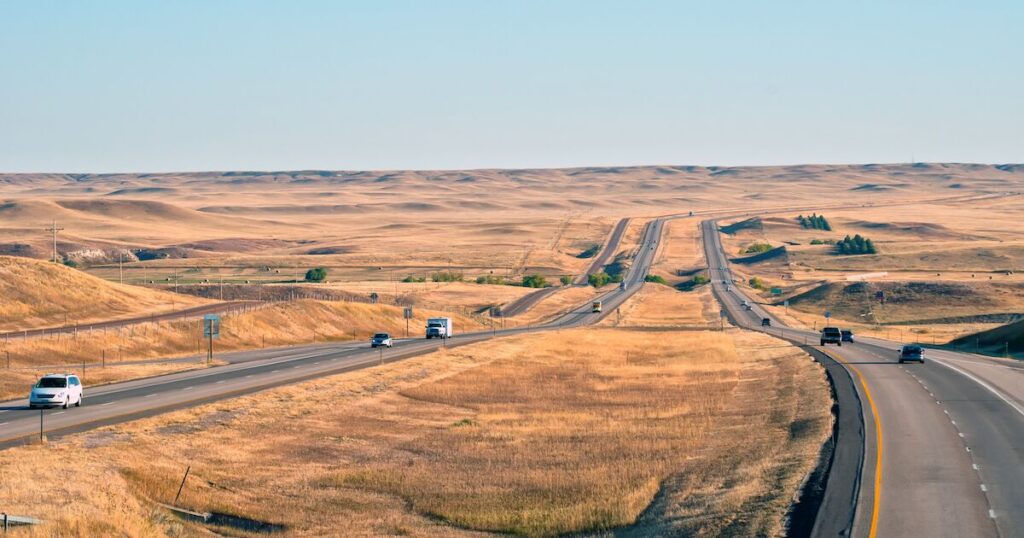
xmin=829 ymin=348 xmax=882 ymax=538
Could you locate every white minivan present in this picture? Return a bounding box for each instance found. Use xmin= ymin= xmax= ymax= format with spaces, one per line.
xmin=28 ymin=374 xmax=83 ymax=409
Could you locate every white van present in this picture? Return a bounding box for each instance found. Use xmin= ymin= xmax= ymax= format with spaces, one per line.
xmin=29 ymin=374 xmax=83 ymax=409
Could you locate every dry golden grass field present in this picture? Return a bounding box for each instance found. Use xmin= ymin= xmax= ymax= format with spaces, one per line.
xmin=0 ymin=300 xmax=485 ymax=402
xmin=0 ymin=326 xmax=829 ymax=537
xmin=0 ymin=256 xmax=209 ymax=332
xmin=717 ymin=192 xmax=1024 ymax=343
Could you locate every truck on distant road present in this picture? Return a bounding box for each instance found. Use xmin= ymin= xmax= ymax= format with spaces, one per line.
xmin=820 ymin=327 xmax=843 ymax=346
xmin=592 ymin=301 xmax=602 ymax=313
xmin=425 ymin=317 xmax=452 ymax=339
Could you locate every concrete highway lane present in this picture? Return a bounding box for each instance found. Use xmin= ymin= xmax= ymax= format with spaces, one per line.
xmin=0 ymin=218 xmax=666 ymax=448
xmin=701 ymin=218 xmax=1024 ymax=538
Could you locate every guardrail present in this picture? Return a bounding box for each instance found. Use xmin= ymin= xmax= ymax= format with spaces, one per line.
xmin=2 ymin=513 xmax=42 ymax=531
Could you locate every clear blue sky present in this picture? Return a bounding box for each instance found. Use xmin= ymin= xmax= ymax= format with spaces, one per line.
xmin=1 ymin=1 xmax=1021 ymax=172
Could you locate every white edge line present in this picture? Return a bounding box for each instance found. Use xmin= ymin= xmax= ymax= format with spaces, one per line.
xmin=929 ymin=357 xmax=1024 ymax=418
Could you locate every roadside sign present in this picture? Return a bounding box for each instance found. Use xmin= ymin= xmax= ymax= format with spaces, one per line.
xmin=403 ymin=307 xmax=413 ymax=319
xmin=875 ymin=291 xmax=885 ymax=303
xmin=490 ymin=307 xmax=502 ymax=318
xmin=369 ymin=292 xmax=379 ymax=304
xmin=771 ymin=287 xmax=782 ymax=295
xmin=203 ymin=314 xmax=220 ymax=338
xmin=784 ymin=300 xmax=789 ymax=307
xmin=720 ymin=309 xmax=727 ymax=318
xmin=824 ymin=311 xmax=831 ymax=319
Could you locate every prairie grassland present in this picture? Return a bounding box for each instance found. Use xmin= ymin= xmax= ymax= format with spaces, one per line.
xmin=0 ymin=300 xmax=484 ymax=402
xmin=0 ymin=327 xmax=830 ymax=537
xmin=0 ymin=256 xmax=209 ymax=332
xmin=651 ymin=218 xmax=704 ymax=280
xmin=601 ymin=283 xmax=717 ymax=328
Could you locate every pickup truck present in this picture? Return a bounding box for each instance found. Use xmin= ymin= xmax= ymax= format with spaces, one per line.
xmin=425 ymin=317 xmax=452 ymax=339
xmin=820 ymin=327 xmax=843 ymax=346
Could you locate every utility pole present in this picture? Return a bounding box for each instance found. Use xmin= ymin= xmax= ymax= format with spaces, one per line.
xmin=45 ymin=220 xmax=64 ymax=263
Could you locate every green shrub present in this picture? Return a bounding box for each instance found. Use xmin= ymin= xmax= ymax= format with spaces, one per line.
xmin=431 ymin=270 xmax=464 ymax=282
xmin=402 ymin=275 xmax=426 ymax=283
xmin=743 ymin=242 xmax=773 ymax=254
xmin=588 ymin=271 xmax=611 ymax=288
xmin=748 ymin=277 xmax=767 ymax=290
xmin=304 ymin=267 xmax=327 ymax=282
xmin=62 ymin=259 xmax=79 ymax=268
xmin=521 ymin=274 xmax=549 ymax=288
xmin=676 ymin=274 xmax=709 ymax=291
xmin=644 ymin=274 xmax=668 ymax=285
xmin=559 ymin=275 xmax=573 ymax=286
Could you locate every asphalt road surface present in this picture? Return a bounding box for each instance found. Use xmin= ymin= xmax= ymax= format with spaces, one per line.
xmin=0 ymin=219 xmax=665 ymax=448
xmin=499 ymin=217 xmax=632 ymax=317
xmin=701 ymin=219 xmax=1024 ymax=538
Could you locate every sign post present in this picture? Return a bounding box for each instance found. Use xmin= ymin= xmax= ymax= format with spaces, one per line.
xmin=403 ymin=307 xmax=413 ymax=338
xmin=784 ymin=299 xmax=789 ymax=314
xmin=203 ymin=314 xmax=220 ymax=364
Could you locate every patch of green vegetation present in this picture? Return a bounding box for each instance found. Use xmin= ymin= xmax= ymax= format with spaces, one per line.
xmin=402 ymin=275 xmax=426 ymax=283
xmin=559 ymin=275 xmax=573 ymax=286
xmin=743 ymin=242 xmax=773 ymax=254
xmin=588 ymin=271 xmax=611 ymax=288
xmin=304 ymin=267 xmax=327 ymax=282
xmin=431 ymin=270 xmax=464 ymax=282
xmin=475 ymin=275 xmax=508 ymax=285
xmin=521 ymin=274 xmax=549 ymax=288
xmin=451 ymin=418 xmax=476 ymax=427
xmin=676 ymin=274 xmax=709 ymax=292
xmin=836 ymin=234 xmax=877 ymax=255
xmin=797 ymin=213 xmax=832 ymax=231
xmin=809 ymin=239 xmax=835 ymax=245
xmin=576 ymin=244 xmax=601 ymax=259
xmin=62 ymin=259 xmax=79 ymax=268
xmin=748 ymin=277 xmax=768 ymax=290
xmin=644 ymin=274 xmax=668 ymax=285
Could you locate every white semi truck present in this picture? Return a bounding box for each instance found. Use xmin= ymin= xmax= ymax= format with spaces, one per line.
xmin=425 ymin=317 xmax=453 ymax=339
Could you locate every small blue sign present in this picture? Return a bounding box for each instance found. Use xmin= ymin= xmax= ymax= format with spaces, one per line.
xmin=203 ymin=314 xmax=221 ymax=338
xmin=824 ymin=311 xmax=831 ymax=319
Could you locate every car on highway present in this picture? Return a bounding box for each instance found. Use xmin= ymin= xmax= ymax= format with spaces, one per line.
xmin=370 ymin=333 xmax=393 ymax=348
xmin=28 ymin=373 xmax=83 ymax=409
xmin=820 ymin=327 xmax=843 ymax=346
xmin=841 ymin=330 xmax=855 ymax=343
xmin=592 ymin=301 xmax=602 ymax=313
xmin=761 ymin=318 xmax=771 ymax=327
xmin=898 ymin=344 xmax=925 ymax=363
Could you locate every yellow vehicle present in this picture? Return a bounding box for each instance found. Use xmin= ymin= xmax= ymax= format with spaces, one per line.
xmin=592 ymin=301 xmax=602 ymax=313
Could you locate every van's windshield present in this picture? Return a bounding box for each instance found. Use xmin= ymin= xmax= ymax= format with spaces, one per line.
xmin=36 ymin=377 xmax=67 ymax=388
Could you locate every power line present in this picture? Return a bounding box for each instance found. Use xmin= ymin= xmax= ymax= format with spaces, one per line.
xmin=45 ymin=220 xmax=64 ymax=263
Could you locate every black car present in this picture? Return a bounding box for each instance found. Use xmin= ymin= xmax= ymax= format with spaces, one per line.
xmin=841 ymin=330 xmax=855 ymax=343
xmin=899 ymin=345 xmax=925 ymax=364
xmin=761 ymin=318 xmax=771 ymax=327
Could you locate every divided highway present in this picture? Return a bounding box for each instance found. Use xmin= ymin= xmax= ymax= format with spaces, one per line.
xmin=0 ymin=219 xmax=664 ymax=448
xmin=702 ymin=219 xmax=1024 ymax=538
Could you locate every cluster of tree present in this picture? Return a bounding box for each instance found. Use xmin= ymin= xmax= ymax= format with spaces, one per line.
xmin=431 ymin=270 xmax=464 ymax=282
xmin=836 ymin=234 xmax=877 ymax=255
xmin=644 ymin=274 xmax=668 ymax=285
xmin=305 ymin=267 xmax=327 ymax=282
xmin=402 ymin=275 xmax=426 ymax=283
xmin=798 ymin=213 xmax=832 ymax=231
xmin=560 ymin=275 xmax=573 ymax=285
xmin=475 ymin=275 xmax=507 ymax=285
xmin=588 ymin=271 xmax=612 ymax=288
xmin=743 ymin=242 xmax=773 ymax=254
xmin=809 ymin=238 xmax=835 ymax=245
xmin=521 ymin=274 xmax=549 ymax=288
xmin=748 ymin=277 xmax=767 ymax=290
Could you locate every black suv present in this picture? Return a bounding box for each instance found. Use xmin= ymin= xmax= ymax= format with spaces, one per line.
xmin=820 ymin=327 xmax=843 ymax=346
xmin=898 ymin=345 xmax=925 ymax=364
